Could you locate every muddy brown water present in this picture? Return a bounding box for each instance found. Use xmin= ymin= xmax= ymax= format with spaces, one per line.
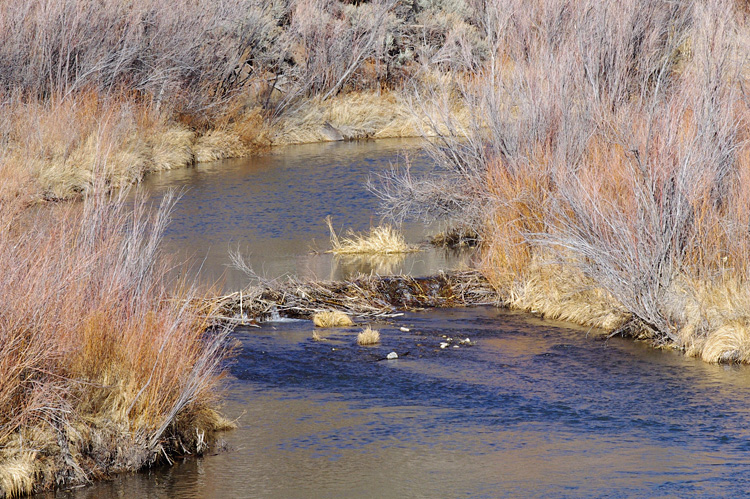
xmin=51 ymin=139 xmax=750 ymax=498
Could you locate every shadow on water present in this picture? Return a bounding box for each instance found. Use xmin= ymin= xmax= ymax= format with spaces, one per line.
xmin=53 ymin=140 xmax=750 ymax=498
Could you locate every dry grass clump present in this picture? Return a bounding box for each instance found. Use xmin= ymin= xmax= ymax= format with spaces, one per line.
xmin=357 ymin=327 xmax=381 ymax=345
xmin=270 ymin=89 xmax=469 ymax=145
xmin=312 ymin=310 xmax=355 ymax=328
xmin=272 ymin=91 xmax=418 ymax=145
xmin=0 ymin=186 xmax=232 ymax=495
xmin=700 ymin=322 xmax=750 ymax=364
xmin=0 ymin=452 xmax=36 ymax=499
xmin=507 ymin=257 xmax=630 ymax=333
xmin=326 ymin=217 xmax=417 ymax=255
xmin=3 ymin=92 xmax=191 ymax=199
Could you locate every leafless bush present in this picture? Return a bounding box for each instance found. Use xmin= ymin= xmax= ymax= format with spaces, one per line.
xmin=0 ymin=187 xmax=232 ymax=492
xmin=266 ymin=0 xmax=398 ymax=118
xmin=0 ymin=0 xmax=279 ymax=115
xmin=374 ymin=0 xmax=750 ymax=349
xmin=543 ymin=0 xmax=742 ymax=342
xmin=412 ymin=0 xmax=488 ymax=72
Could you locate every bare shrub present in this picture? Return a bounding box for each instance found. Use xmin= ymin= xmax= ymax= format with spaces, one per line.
xmin=544 ymin=0 xmax=742 ymax=343
xmin=375 ymin=0 xmax=750 ymax=358
xmin=264 ymin=0 xmax=399 ymax=119
xmin=0 ymin=187 xmax=231 ymax=492
xmin=0 ymin=0 xmax=279 ymax=116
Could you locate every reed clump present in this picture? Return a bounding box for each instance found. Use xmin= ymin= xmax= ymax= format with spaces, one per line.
xmin=326 ymin=217 xmax=418 ymax=255
xmin=357 ymin=327 xmax=381 ymax=346
xmin=313 ymin=310 xmax=355 ymax=328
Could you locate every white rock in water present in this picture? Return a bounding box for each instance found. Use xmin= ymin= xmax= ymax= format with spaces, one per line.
xmin=400 ymin=327 xmax=410 ymax=332
xmin=440 ymin=342 xmax=449 ymax=349
xmin=453 ymin=345 xmax=460 ymax=349
xmin=387 ymin=351 xmax=398 ymax=360
xmin=460 ymin=338 xmax=471 ymax=344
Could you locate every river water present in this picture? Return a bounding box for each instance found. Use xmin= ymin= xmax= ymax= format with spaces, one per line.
xmin=56 ymin=140 xmax=750 ymax=498
xmin=134 ymin=138 xmax=472 ymax=290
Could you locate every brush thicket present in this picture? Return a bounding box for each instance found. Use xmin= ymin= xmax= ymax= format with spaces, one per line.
xmin=376 ymin=0 xmax=750 ymax=362
xmin=0 ymin=183 xmax=231 ymax=495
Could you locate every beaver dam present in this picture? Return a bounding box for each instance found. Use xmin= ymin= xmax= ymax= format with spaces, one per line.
xmin=211 ymin=271 xmax=500 ymax=324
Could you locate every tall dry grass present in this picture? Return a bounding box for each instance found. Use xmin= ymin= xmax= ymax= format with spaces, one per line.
xmin=376 ymin=0 xmax=750 ymax=362
xmin=326 ymin=217 xmax=417 ymax=255
xmin=0 ymin=0 xmax=493 ymax=198
xmin=0 ymin=181 xmax=232 ymax=495
xmin=0 ymin=91 xmax=272 ymax=200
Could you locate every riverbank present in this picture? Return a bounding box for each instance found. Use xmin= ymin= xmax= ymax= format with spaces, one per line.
xmin=0 ymin=193 xmax=234 ymax=497
xmin=373 ymin=0 xmax=750 ymax=364
xmin=0 ymin=85 xmax=472 ymax=203
xmin=0 ymin=0 xmax=477 ymax=203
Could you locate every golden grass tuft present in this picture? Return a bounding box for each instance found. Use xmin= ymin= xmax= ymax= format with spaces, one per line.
xmin=0 ymin=451 xmax=36 ymax=498
xmin=357 ymin=326 xmax=381 ymax=345
xmin=272 ymin=91 xmax=422 ymax=145
xmin=700 ymin=320 xmax=750 ymax=363
xmin=506 ymin=257 xmax=630 ymax=333
xmin=149 ymin=126 xmax=196 ymax=172
xmin=326 ymin=217 xmax=418 ymax=255
xmin=194 ymin=130 xmax=248 ymax=163
xmin=312 ymin=310 xmax=355 ymax=328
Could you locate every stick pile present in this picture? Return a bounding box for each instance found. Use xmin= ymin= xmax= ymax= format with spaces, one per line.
xmin=211 ymin=271 xmax=500 ymax=323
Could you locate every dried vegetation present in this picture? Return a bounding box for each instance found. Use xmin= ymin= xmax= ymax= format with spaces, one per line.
xmin=0 ymin=0 xmax=487 ymax=200
xmin=0 ymin=186 xmax=232 ymax=496
xmin=326 ymin=217 xmax=418 ymax=255
xmin=357 ymin=327 xmax=381 ymax=345
xmin=214 ymin=271 xmax=499 ymax=322
xmin=0 ymin=2 xmax=493 ymax=491
xmin=374 ymin=0 xmax=750 ymax=363
xmin=313 ymin=310 xmax=355 ymax=328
